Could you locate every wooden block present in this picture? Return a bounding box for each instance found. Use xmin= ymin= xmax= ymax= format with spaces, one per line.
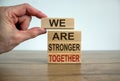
xmin=48 ymin=42 xmax=81 ymax=53
xmin=48 ymin=53 xmax=81 ymax=63
xmin=41 ymin=18 xmax=74 ymax=29
xmin=47 ymin=30 xmax=82 ymax=63
xmin=48 ymin=31 xmax=81 ymax=42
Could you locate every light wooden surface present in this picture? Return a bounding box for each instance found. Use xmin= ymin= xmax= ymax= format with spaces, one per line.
xmin=0 ymin=51 xmax=120 ymax=81
xmin=48 ymin=31 xmax=81 ymax=63
xmin=48 ymin=31 xmax=81 ymax=42
xmin=41 ymin=18 xmax=74 ymax=29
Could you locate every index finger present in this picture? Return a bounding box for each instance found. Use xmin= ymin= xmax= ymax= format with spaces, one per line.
xmin=12 ymin=3 xmax=47 ymax=18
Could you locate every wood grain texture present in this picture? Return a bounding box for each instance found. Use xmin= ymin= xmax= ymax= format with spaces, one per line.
xmin=48 ymin=31 xmax=81 ymax=63
xmin=48 ymin=31 xmax=81 ymax=42
xmin=0 ymin=51 xmax=120 ymax=81
xmin=41 ymin=18 xmax=74 ymax=29
xmin=48 ymin=53 xmax=81 ymax=63
xmin=48 ymin=42 xmax=81 ymax=53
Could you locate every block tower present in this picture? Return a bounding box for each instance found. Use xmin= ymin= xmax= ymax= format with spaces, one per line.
xmin=41 ymin=18 xmax=81 ymax=63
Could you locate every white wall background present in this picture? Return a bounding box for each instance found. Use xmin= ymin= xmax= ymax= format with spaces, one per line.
xmin=0 ymin=0 xmax=120 ymax=51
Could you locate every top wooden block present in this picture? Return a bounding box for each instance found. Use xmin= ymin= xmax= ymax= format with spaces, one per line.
xmin=41 ymin=18 xmax=74 ymax=29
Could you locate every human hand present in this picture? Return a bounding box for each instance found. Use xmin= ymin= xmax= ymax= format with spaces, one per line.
xmin=0 ymin=3 xmax=47 ymax=54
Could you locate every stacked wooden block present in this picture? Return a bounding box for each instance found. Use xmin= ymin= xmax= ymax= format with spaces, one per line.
xmin=41 ymin=18 xmax=81 ymax=63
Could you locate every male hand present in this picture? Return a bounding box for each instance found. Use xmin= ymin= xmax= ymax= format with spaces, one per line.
xmin=0 ymin=3 xmax=47 ymax=54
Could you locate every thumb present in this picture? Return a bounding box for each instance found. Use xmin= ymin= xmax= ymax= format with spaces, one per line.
xmin=18 ymin=27 xmax=46 ymax=43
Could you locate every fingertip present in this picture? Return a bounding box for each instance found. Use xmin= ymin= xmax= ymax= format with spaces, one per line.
xmin=40 ymin=28 xmax=47 ymax=34
xmin=14 ymin=3 xmax=47 ymax=18
xmin=30 ymin=27 xmax=46 ymax=36
xmin=38 ymin=11 xmax=48 ymax=18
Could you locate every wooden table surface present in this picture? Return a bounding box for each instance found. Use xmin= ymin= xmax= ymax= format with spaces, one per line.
xmin=0 ymin=51 xmax=120 ymax=81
